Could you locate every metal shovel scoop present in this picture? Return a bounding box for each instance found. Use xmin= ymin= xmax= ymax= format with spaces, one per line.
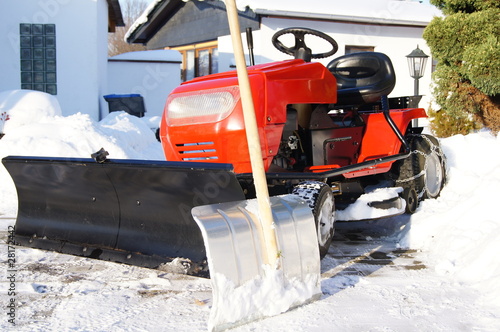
xmin=192 ymin=195 xmax=321 ymax=331
xmin=191 ymin=0 xmax=321 ymax=330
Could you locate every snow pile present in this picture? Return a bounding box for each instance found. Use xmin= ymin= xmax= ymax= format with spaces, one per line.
xmin=0 ymin=90 xmax=62 ymax=132
xmin=0 ymin=90 xmax=162 ymax=159
xmin=400 ymin=131 xmax=500 ymax=308
xmin=336 ymin=187 xmax=405 ymax=221
xmin=209 ymin=267 xmax=320 ymax=331
xmin=0 ymin=90 xmax=164 ymax=216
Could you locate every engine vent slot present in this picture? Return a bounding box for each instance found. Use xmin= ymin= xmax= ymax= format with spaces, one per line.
xmin=176 ymin=142 xmax=218 ymax=161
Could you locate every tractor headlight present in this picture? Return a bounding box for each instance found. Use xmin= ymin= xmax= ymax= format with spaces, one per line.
xmin=166 ymin=86 xmax=240 ymax=126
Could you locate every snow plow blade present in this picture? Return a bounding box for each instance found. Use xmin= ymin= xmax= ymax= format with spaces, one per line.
xmin=2 ymin=156 xmax=245 ymax=272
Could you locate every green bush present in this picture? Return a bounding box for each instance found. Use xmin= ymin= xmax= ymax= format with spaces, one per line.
xmin=428 ymin=107 xmax=481 ymax=138
xmin=425 ymin=1 xmax=500 ymax=136
xmin=463 ymin=35 xmax=500 ymax=96
xmin=431 ymin=0 xmax=500 ymax=15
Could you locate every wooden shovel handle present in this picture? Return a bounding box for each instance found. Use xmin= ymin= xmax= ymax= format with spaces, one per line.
xmin=224 ymin=0 xmax=278 ymax=265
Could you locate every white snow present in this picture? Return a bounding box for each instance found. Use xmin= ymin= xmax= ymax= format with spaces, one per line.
xmin=336 ymin=187 xmax=405 ymax=221
xmin=0 ymin=90 xmax=499 ymax=331
xmin=125 ymin=0 xmax=163 ymax=42
xmin=236 ymin=0 xmax=442 ymax=24
xmin=209 ymin=267 xmax=320 ymax=332
xmin=0 ymin=90 xmax=164 ymax=217
xmin=0 ymin=90 xmax=62 ymax=131
xmin=400 ymin=131 xmax=500 ymax=309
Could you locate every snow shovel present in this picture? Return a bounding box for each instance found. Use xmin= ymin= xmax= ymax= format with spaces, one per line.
xmin=191 ymin=0 xmax=321 ymax=330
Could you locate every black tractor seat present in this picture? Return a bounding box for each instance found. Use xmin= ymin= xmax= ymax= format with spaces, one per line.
xmin=327 ymin=52 xmax=396 ymax=107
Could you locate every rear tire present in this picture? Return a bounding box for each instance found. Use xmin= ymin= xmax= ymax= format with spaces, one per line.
xmin=419 ymin=135 xmax=447 ymax=199
xmin=393 ymin=134 xmax=447 ymax=205
xmin=292 ymin=181 xmax=335 ymax=259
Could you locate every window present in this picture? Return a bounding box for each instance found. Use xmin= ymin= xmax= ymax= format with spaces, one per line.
xmin=20 ymin=23 xmax=57 ymax=95
xmin=345 ymin=45 xmax=374 ymax=54
xmin=185 ymin=50 xmax=195 ymax=81
xmin=171 ymin=41 xmax=218 ymax=82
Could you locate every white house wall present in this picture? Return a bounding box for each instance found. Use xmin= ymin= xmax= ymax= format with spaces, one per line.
xmin=107 ymin=50 xmax=182 ymax=118
xmin=96 ymin=0 xmax=110 ymax=119
xmin=0 ymin=0 xmax=110 ymax=120
xmin=218 ymin=17 xmax=434 ymax=109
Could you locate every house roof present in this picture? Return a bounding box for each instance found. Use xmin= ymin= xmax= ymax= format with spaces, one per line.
xmin=107 ymin=0 xmax=125 ymax=32
xmin=236 ymin=0 xmax=442 ymax=26
xmin=126 ymin=0 xmax=442 ymax=44
xmin=126 ymin=0 xmax=180 ymax=44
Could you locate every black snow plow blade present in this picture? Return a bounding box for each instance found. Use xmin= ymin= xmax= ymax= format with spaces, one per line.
xmin=2 ymin=156 xmax=245 ymax=273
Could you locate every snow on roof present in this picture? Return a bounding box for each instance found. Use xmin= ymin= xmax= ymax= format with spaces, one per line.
xmin=125 ymin=0 xmax=163 ymax=43
xmin=236 ymin=0 xmax=442 ymax=25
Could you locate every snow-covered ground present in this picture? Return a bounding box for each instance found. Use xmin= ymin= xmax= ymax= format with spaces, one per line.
xmin=0 ymin=90 xmax=499 ymax=331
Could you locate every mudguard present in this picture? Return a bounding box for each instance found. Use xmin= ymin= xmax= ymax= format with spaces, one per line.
xmin=2 ymin=156 xmax=245 ymax=272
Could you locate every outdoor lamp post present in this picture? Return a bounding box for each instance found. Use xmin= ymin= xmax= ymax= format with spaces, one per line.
xmin=406 ymin=45 xmax=429 ymax=96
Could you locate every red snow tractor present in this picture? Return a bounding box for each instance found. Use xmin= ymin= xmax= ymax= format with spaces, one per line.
xmin=3 ymin=28 xmax=446 ymax=273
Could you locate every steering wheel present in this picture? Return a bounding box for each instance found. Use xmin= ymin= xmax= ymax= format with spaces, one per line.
xmin=272 ymin=27 xmax=339 ymax=62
